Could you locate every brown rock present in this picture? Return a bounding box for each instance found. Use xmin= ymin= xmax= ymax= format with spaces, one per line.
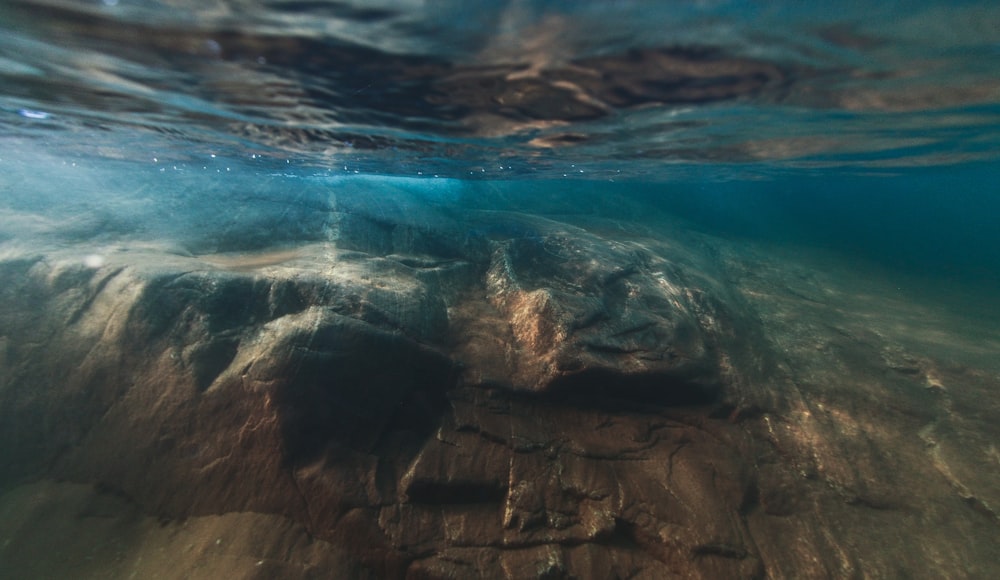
xmin=1 ymin=203 xmax=998 ymax=579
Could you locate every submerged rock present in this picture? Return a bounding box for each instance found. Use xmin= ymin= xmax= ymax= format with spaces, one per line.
xmin=481 ymin=218 xmax=728 ymax=396
xmin=0 ymin=199 xmax=997 ymax=579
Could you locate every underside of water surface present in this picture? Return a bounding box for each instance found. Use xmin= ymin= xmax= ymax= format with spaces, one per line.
xmin=1 ymin=1 xmax=999 ymax=578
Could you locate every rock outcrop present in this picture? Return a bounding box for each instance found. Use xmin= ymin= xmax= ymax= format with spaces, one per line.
xmin=1 ymin=185 xmax=997 ymax=578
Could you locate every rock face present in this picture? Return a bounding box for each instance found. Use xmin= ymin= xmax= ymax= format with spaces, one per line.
xmin=1 ymin=187 xmax=998 ymax=578
xmin=482 ymin=219 xmax=728 ymax=395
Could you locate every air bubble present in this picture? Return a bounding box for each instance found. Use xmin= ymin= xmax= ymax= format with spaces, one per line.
xmin=18 ymin=109 xmax=49 ymax=120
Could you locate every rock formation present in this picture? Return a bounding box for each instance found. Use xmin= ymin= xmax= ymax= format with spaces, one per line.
xmin=1 ymin=183 xmax=997 ymax=578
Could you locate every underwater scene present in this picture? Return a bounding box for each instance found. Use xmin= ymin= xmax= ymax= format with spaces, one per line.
xmin=1 ymin=1 xmax=999 ymax=578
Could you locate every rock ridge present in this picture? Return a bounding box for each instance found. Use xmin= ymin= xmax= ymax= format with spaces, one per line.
xmin=1 ymin=198 xmax=998 ymax=578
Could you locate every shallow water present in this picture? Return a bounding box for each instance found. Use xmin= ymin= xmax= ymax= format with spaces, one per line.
xmin=1 ymin=1 xmax=999 ymax=578
xmin=3 ymin=0 xmax=1000 ymax=281
xmin=3 ymin=0 xmax=1000 ymax=170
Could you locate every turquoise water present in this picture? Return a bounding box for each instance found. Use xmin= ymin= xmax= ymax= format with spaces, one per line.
xmin=3 ymin=0 xmax=999 ymax=290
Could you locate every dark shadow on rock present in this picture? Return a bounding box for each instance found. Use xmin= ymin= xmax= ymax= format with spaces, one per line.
xmin=543 ymin=367 xmax=722 ymax=411
xmin=266 ymin=313 xmax=458 ymax=463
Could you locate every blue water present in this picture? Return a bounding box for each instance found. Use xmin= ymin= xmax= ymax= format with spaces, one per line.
xmin=1 ymin=0 xmax=999 ymax=288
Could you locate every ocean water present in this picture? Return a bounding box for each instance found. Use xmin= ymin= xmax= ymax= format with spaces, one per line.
xmin=1 ymin=0 xmax=1000 ymax=577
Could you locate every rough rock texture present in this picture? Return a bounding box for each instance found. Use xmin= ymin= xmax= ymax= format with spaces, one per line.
xmin=1 ymin=188 xmax=998 ymax=578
